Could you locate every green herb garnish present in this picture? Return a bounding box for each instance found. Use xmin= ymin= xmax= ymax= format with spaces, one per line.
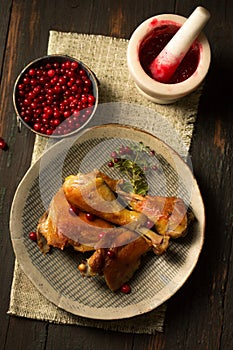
xmin=108 ymin=142 xmax=160 ymax=196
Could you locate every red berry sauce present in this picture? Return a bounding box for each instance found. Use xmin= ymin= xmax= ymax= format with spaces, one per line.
xmin=139 ymin=24 xmax=200 ymax=84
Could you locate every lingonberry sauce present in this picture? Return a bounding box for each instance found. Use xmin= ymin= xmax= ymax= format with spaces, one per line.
xmin=139 ymin=24 xmax=200 ymax=84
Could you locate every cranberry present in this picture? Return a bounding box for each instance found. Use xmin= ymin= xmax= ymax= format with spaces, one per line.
xmin=47 ymin=69 xmax=55 ymax=77
xmin=98 ymin=231 xmax=106 ymax=239
xmin=108 ymin=161 xmax=114 ymax=167
xmin=16 ymin=58 xmax=96 ymax=136
xmin=119 ymin=145 xmax=129 ymax=155
xmin=63 ymin=110 xmax=71 ymax=118
xmin=28 ymin=68 xmax=36 ymax=76
xmin=23 ymin=76 xmax=30 ymax=84
xmin=71 ymin=61 xmax=79 ymax=69
xmin=46 ymin=128 xmax=53 ymax=135
xmin=144 ymin=219 xmax=154 ymax=229
xmin=107 ymin=249 xmax=115 ymax=258
xmin=33 ymin=123 xmax=41 ymax=131
xmin=87 ymin=94 xmax=95 ymax=104
xmin=123 ymin=146 xmax=132 ymax=154
xmin=69 ymin=206 xmax=78 ymax=215
xmin=120 ymin=284 xmax=131 ymax=294
xmin=86 ymin=213 xmax=95 ymax=221
xmin=29 ymin=231 xmax=37 ymax=241
xmin=111 ymin=151 xmax=118 ymax=158
xmin=0 ymin=137 xmax=7 ymax=150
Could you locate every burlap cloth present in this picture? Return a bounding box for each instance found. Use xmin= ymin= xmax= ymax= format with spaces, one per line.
xmin=8 ymin=31 xmax=203 ymax=333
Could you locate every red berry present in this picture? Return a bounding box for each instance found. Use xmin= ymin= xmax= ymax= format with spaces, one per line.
xmin=69 ymin=206 xmax=78 ymax=215
xmin=71 ymin=61 xmax=79 ymax=69
xmin=64 ymin=60 xmax=71 ymax=69
xmin=46 ymin=128 xmax=53 ymax=135
xmin=124 ymin=146 xmax=132 ymax=154
xmin=16 ymin=58 xmax=96 ymax=136
xmin=34 ymin=122 xmax=42 ymax=130
xmin=47 ymin=69 xmax=55 ymax=77
xmin=152 ymin=165 xmax=158 ymax=171
xmin=29 ymin=231 xmax=37 ymax=241
xmin=108 ymin=161 xmax=114 ymax=167
xmin=63 ymin=110 xmax=71 ymax=119
xmin=120 ymin=284 xmax=131 ymax=294
xmin=149 ymin=150 xmax=155 ymax=156
xmin=53 ymin=118 xmax=61 ymax=127
xmin=107 ymin=249 xmax=115 ymax=258
xmin=28 ymin=68 xmax=36 ymax=76
xmin=144 ymin=219 xmax=154 ymax=229
xmin=111 ymin=151 xmax=118 ymax=158
xmin=98 ymin=231 xmax=106 ymax=239
xmin=86 ymin=213 xmax=95 ymax=221
xmin=0 ymin=138 xmax=7 ymax=150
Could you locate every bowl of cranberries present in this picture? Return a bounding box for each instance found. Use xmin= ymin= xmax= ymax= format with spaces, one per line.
xmin=13 ymin=55 xmax=99 ymax=137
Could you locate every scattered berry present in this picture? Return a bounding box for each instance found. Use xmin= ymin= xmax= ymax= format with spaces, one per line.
xmin=120 ymin=284 xmax=131 ymax=294
xmin=0 ymin=137 xmax=7 ymax=150
xmin=29 ymin=231 xmax=37 ymax=241
xmin=110 ymin=151 xmax=118 ymax=158
xmin=86 ymin=212 xmax=95 ymax=221
xmin=98 ymin=231 xmax=106 ymax=239
xmin=107 ymin=249 xmax=115 ymax=259
xmin=69 ymin=206 xmax=78 ymax=215
xmin=144 ymin=219 xmax=154 ymax=229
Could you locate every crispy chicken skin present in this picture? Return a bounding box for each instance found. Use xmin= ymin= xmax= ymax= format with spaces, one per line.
xmin=92 ymin=171 xmax=190 ymax=239
xmin=36 ymin=188 xmax=114 ymax=253
xmin=119 ymin=191 xmax=189 ymax=238
xmin=62 ymin=171 xmax=147 ymax=229
xmin=78 ymin=228 xmax=153 ymax=291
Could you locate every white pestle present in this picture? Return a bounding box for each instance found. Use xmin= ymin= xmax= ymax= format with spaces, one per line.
xmin=149 ymin=6 xmax=210 ymax=83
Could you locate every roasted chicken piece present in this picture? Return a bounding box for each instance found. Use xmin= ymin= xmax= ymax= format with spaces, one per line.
xmin=36 ymin=188 xmax=114 ymax=254
xmin=95 ymin=171 xmax=191 ymax=239
xmin=63 ymin=170 xmax=170 ymax=253
xmin=120 ymin=191 xmax=190 ymax=238
xmin=78 ymin=227 xmax=153 ymax=291
xmin=63 ymin=170 xmax=147 ymax=229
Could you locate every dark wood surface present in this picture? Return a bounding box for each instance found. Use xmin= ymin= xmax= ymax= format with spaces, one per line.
xmin=1 ymin=1 xmax=233 ymax=349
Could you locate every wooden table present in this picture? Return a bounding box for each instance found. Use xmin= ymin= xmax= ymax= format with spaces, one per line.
xmin=1 ymin=1 xmax=233 ymax=349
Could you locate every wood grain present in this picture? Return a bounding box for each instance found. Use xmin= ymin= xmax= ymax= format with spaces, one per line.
xmin=0 ymin=0 xmax=233 ymax=349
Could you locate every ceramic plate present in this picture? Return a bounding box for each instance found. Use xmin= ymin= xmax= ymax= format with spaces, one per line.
xmin=10 ymin=124 xmax=205 ymax=320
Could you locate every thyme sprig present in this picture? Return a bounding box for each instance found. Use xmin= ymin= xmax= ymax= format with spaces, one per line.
xmin=108 ymin=142 xmax=160 ymax=196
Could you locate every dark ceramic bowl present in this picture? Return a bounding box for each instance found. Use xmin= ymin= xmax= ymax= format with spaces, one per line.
xmin=13 ymin=55 xmax=99 ymax=138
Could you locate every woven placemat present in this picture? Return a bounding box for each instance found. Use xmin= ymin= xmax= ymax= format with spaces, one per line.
xmin=8 ymin=31 xmax=203 ymax=334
